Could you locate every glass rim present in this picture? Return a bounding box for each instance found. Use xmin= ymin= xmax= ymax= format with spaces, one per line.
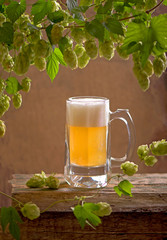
xmin=67 ymin=96 xmax=109 ymax=103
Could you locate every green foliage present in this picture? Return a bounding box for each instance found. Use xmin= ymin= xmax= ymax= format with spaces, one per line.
xmin=6 ymin=0 xmax=26 ymax=23
xmin=0 ymin=206 xmax=23 ymax=240
xmin=6 ymin=77 xmax=22 ymax=95
xmin=85 ymin=19 xmax=104 ymax=42
xmin=114 ymin=180 xmax=134 ymax=197
xmin=31 ymin=0 xmax=52 ymax=25
xmin=46 ymin=49 xmax=60 ymax=82
xmin=73 ymin=202 xmax=101 ymax=229
xmin=0 ymin=22 xmax=14 ymax=44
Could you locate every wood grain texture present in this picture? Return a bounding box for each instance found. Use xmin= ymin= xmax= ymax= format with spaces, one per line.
xmin=1 ymin=174 xmax=166 ymax=240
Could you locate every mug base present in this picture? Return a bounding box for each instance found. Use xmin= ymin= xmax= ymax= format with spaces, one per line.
xmin=64 ymin=164 xmax=108 ymax=188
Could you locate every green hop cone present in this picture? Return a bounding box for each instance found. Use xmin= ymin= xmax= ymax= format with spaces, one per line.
xmin=45 ymin=176 xmax=60 ymax=189
xmin=116 ymin=45 xmax=129 ymax=60
xmin=22 ymin=43 xmax=35 ymax=62
xmin=99 ymin=41 xmax=114 ymax=60
xmin=34 ymin=40 xmax=51 ymax=58
xmin=71 ymin=28 xmax=85 ymax=44
xmin=2 ymin=55 xmax=14 ymax=72
xmin=21 ymin=202 xmax=40 ymax=220
xmin=78 ymin=51 xmax=90 ymax=69
xmin=145 ymin=0 xmax=157 ymax=11
xmin=0 ymin=44 xmax=8 ymax=63
xmin=137 ymin=144 xmax=150 ymax=160
xmin=85 ymin=40 xmax=98 ymax=59
xmin=133 ymin=66 xmax=150 ymax=91
xmin=13 ymin=32 xmax=24 ymax=49
xmin=0 ymin=78 xmax=6 ymax=93
xmin=0 ymin=120 xmax=6 ymax=137
xmin=149 ymin=139 xmax=167 ymax=156
xmin=144 ymin=155 xmax=158 ymax=167
xmin=143 ymin=59 xmax=154 ymax=77
xmin=59 ymin=36 xmax=73 ymax=54
xmin=28 ymin=29 xmax=41 ymax=43
xmin=26 ymin=175 xmax=45 ymax=188
xmin=63 ymin=48 xmax=78 ymax=70
xmin=74 ymin=44 xmax=85 ymax=58
xmin=0 ymin=13 xmax=6 ymax=26
xmin=14 ymin=52 xmax=30 ymax=76
xmin=21 ymin=77 xmax=31 ymax=93
xmin=12 ymin=93 xmax=22 ymax=109
xmin=93 ymin=202 xmax=112 ymax=217
xmin=0 ymin=94 xmax=10 ymax=117
xmin=153 ymin=57 xmax=165 ymax=77
xmin=34 ymin=57 xmax=46 ymax=71
xmin=121 ymin=161 xmax=138 ymax=176
xmin=51 ymin=0 xmax=61 ymax=12
xmin=51 ymin=24 xmax=64 ymax=45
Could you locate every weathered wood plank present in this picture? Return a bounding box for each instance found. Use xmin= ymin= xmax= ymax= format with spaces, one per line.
xmin=6 ymin=174 xmax=167 ymax=240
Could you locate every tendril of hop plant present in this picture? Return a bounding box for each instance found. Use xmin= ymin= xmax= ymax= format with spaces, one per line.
xmin=0 ymin=0 xmax=167 ymax=135
xmin=1 ymin=138 xmax=167 ymax=240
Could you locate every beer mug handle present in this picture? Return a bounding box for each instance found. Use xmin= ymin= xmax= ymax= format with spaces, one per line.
xmin=109 ymin=109 xmax=136 ymax=164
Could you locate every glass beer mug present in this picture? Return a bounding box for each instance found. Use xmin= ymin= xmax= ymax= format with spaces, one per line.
xmin=64 ymin=96 xmax=135 ymax=188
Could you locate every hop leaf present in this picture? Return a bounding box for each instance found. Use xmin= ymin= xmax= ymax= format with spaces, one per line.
xmin=12 ymin=93 xmax=22 ymax=109
xmin=45 ymin=176 xmax=60 ymax=189
xmin=63 ymin=48 xmax=78 ymax=70
xmin=26 ymin=175 xmax=45 ymax=188
xmin=145 ymin=0 xmax=157 ymax=11
xmin=0 ymin=120 xmax=6 ymax=137
xmin=85 ymin=40 xmax=98 ymax=59
xmin=120 ymin=161 xmax=138 ymax=176
xmin=150 ymin=139 xmax=167 ymax=156
xmin=73 ymin=203 xmax=101 ymax=229
xmin=21 ymin=202 xmax=40 ymax=220
xmin=93 ymin=202 xmax=112 ymax=217
xmin=144 ymin=155 xmax=158 ymax=167
xmin=21 ymin=77 xmax=31 ymax=93
xmin=137 ymin=144 xmax=150 ymax=160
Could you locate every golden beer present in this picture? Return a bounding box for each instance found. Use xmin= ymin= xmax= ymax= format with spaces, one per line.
xmin=69 ymin=125 xmax=107 ymax=167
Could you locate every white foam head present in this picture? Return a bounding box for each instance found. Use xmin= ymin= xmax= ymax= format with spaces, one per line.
xmin=66 ymin=97 xmax=109 ymax=127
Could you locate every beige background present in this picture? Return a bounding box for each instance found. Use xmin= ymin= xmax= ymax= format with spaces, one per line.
xmin=0 ymin=2 xmax=167 ymax=206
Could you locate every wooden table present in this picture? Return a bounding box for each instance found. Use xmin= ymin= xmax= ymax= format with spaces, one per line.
xmin=1 ymin=174 xmax=167 ymax=240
